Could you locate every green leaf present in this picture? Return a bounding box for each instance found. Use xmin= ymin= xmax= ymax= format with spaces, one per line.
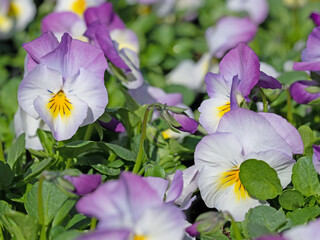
xmin=1 ymin=210 xmax=38 ymax=240
xmin=278 ymin=71 xmax=309 ymax=85
xmin=279 ymin=189 xmax=304 ymax=210
xmin=201 ymin=231 xmax=229 ymax=240
xmin=99 ymin=142 xmax=136 ymax=161
xmin=92 ymin=164 xmax=120 ymax=176
xmin=52 ymin=199 xmax=76 ymax=227
xmin=7 ymin=133 xmax=25 ymax=168
xmin=0 ymin=161 xmax=15 ymax=189
xmin=58 ymin=141 xmax=99 ymax=158
xmin=37 ymin=129 xmax=54 ymax=154
xmin=286 ymin=206 xmax=320 ymax=226
xmin=243 ymin=206 xmax=288 ymax=239
xmin=144 ymin=165 xmax=166 ymax=178
xmin=93 ymin=122 xmax=103 ymax=141
xmin=292 ymin=157 xmax=320 ymax=196
xmin=298 ymin=125 xmax=315 ymax=154
xmin=25 ymin=181 xmax=68 ymax=225
xmin=305 ymin=86 xmax=320 ymax=94
xmin=239 ymin=159 xmax=282 ymax=200
xmin=23 ymin=157 xmax=53 ymax=183
xmin=0 ymin=200 xmax=11 ymax=216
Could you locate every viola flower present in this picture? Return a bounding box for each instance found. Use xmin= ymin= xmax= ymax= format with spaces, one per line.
xmin=199 ymin=43 xmax=281 ymax=134
xmin=41 ymin=12 xmax=87 ymax=42
xmin=310 ymin=12 xmax=320 ymax=26
xmin=84 ymin=2 xmax=143 ymax=89
xmin=14 ymin=107 xmax=49 ymax=150
xmin=290 ymin=80 xmax=320 ymax=104
xmin=206 ymin=17 xmax=257 ymax=59
xmin=18 ymin=32 xmax=108 ymax=141
xmin=98 ymin=117 xmax=125 ymax=133
xmin=293 ymin=26 xmax=320 ymax=72
xmin=76 ymin=172 xmax=186 ymax=240
xmin=312 ymin=145 xmax=320 ymax=174
xmin=195 ymin=109 xmax=302 ymax=221
xmin=0 ymin=0 xmax=36 ymax=39
xmin=226 ymin=0 xmax=269 ymax=24
xmin=55 ymin=0 xmax=105 ymax=16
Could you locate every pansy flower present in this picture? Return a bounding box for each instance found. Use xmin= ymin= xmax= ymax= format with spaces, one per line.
xmin=84 ymin=2 xmax=143 ymax=89
xmin=76 ymin=172 xmax=186 ymax=240
xmin=226 ymin=0 xmax=269 ymax=24
xmin=41 ymin=12 xmax=87 ymax=42
xmin=199 ymin=43 xmax=281 ymax=134
xmin=195 ymin=109 xmax=302 ymax=221
xmin=18 ymin=32 xmax=108 ymax=141
xmin=54 ymin=0 xmax=105 ymax=16
xmin=0 ymin=0 xmax=36 ymax=39
xmin=206 ymin=17 xmax=257 ymax=59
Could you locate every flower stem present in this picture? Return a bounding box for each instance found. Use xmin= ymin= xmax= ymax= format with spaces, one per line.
xmin=286 ymin=89 xmax=293 ymax=124
xmin=38 ymin=176 xmax=46 ymax=240
xmin=84 ymin=124 xmax=94 ymax=141
xmin=259 ymin=87 xmax=268 ymax=112
xmin=0 ymin=141 xmax=5 ymax=163
xmin=132 ymin=106 xmax=152 ymax=174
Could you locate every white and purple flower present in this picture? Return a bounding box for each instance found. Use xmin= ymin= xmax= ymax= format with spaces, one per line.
xmin=199 ymin=43 xmax=281 ymax=134
xmin=76 ymin=172 xmax=186 ymax=240
xmin=18 ymin=32 xmax=108 ymax=141
xmin=195 ymin=108 xmax=303 ymax=221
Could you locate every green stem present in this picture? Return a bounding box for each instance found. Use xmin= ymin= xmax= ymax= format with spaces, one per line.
xmin=132 ymin=105 xmax=153 ymax=174
xmin=65 ymin=158 xmax=72 ymax=169
xmin=109 ymin=63 xmax=129 ymax=84
xmin=0 ymin=225 xmax=4 ymax=240
xmin=259 ymin=87 xmax=268 ymax=112
xmin=90 ymin=218 xmax=97 ymax=230
xmin=38 ymin=176 xmax=46 ymax=240
xmin=286 ymin=89 xmax=293 ymax=124
xmin=0 ymin=141 xmax=4 ymax=163
xmin=84 ymin=124 xmax=94 ymax=141
xmin=227 ymin=213 xmax=241 ymax=240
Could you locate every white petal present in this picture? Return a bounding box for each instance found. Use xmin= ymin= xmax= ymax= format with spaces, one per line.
xmin=33 ymin=94 xmax=88 ymax=141
xmin=198 ymin=97 xmax=230 ymax=134
xmin=63 ymin=68 xmax=108 ymax=126
xmin=195 ymin=133 xmax=244 ymax=172
xmin=18 ymin=64 xmax=63 ymax=119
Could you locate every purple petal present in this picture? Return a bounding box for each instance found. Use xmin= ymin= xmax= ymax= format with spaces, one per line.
xmin=41 ymin=12 xmax=81 ymax=35
xmin=259 ymin=112 xmax=304 ymax=154
xmin=88 ymin=24 xmax=129 ymax=70
xmin=76 ymin=230 xmax=131 ymax=240
xmin=76 ymin=172 xmax=162 ymax=221
xmin=171 ymin=113 xmax=199 ymax=134
xmin=175 ymin=166 xmax=199 ymax=208
xmin=206 ymin=17 xmax=257 ymax=58
xmin=290 ymin=80 xmax=320 ymax=104
xmin=166 ymin=170 xmax=183 ymax=203
xmin=230 ymin=75 xmax=241 ymax=109
xmin=144 ymin=176 xmax=169 ymax=200
xmin=293 ymin=27 xmax=320 ymax=71
xmin=205 ymin=72 xmax=230 ymax=98
xmin=313 ymin=145 xmax=320 ymax=174
xmin=23 ymin=32 xmax=59 ymax=72
xmin=257 ymin=71 xmax=282 ymax=89
xmin=219 ymin=43 xmax=260 ymax=98
xmin=98 ymin=118 xmax=125 ymax=133
xmin=310 ymin=12 xmax=320 ymax=26
xmin=84 ymin=2 xmax=125 ymax=31
xmin=64 ymin=174 xmax=102 ymax=196
xmin=40 ymin=33 xmax=108 ymax=79
xmin=185 ymin=223 xmax=200 ymax=237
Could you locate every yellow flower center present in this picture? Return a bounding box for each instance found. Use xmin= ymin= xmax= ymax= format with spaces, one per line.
xmin=134 ymin=235 xmax=148 ymax=240
xmin=71 ymin=0 xmax=86 ymax=15
xmin=47 ymin=90 xmax=73 ymax=119
xmin=0 ymin=14 xmax=13 ymax=32
xmin=8 ymin=3 xmax=21 ymax=17
xmin=219 ymin=167 xmax=248 ymax=201
xmin=162 ymin=129 xmax=172 ymax=139
xmin=217 ymin=102 xmax=230 ymax=118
